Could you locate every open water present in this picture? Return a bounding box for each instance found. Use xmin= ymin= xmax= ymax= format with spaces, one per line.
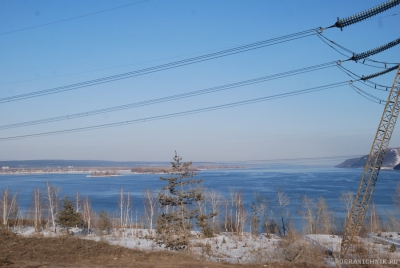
xmin=0 ymin=166 xmax=399 ymax=229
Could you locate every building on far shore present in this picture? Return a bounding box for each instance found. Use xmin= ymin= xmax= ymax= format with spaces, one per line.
xmin=2 ymin=166 xmax=9 ymax=170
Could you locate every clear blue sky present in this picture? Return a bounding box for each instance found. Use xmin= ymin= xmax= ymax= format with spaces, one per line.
xmin=0 ymin=0 xmax=399 ymax=162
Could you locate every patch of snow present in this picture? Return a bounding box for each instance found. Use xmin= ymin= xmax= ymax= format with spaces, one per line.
xmin=305 ymin=234 xmax=341 ymax=252
xmin=11 ymin=227 xmax=400 ymax=265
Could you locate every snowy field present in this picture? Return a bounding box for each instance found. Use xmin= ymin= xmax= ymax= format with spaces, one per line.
xmin=11 ymin=226 xmax=400 ymax=266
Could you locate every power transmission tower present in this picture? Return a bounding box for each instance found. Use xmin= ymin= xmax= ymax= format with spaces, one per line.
xmin=340 ymin=65 xmax=400 ymax=256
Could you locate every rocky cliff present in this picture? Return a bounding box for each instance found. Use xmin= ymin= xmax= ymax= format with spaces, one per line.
xmin=336 ymin=148 xmax=400 ymax=169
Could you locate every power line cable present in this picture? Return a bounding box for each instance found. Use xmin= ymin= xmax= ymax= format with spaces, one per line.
xmin=317 ymin=31 xmax=399 ymax=69
xmin=0 ymin=62 xmax=336 ymax=130
xmin=0 ymin=45 xmax=247 ymax=87
xmin=315 ymin=33 xmax=353 ymax=58
xmin=336 ymin=64 xmax=393 ymax=90
xmin=4 ymin=28 xmax=396 ymax=104
xmin=0 ymin=0 xmax=150 ymax=36
xmin=349 ymin=83 xmax=385 ymax=104
xmin=4 ymin=31 xmax=397 ymax=130
xmin=338 ymin=65 xmax=397 ymax=104
xmin=0 ymin=30 xmax=316 ymax=103
xmin=0 ymin=81 xmax=349 ymax=141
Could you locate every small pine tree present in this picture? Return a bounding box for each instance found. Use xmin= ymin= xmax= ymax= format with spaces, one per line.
xmin=56 ymin=196 xmax=82 ymax=235
xmin=196 ymin=213 xmax=215 ymax=238
xmin=157 ymin=152 xmax=211 ymax=250
xmin=99 ymin=210 xmax=112 ymax=235
xmin=250 ymin=201 xmax=260 ymax=236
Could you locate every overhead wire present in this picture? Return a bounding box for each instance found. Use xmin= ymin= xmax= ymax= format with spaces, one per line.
xmin=349 ymin=83 xmax=385 ymax=104
xmin=0 ymin=29 xmax=317 ymax=103
xmin=316 ymin=31 xmax=400 ymax=68
xmin=0 ymin=62 xmax=337 ymax=130
xmin=0 ymin=0 xmax=150 ymax=36
xmin=337 ymin=64 xmax=394 ymax=105
xmin=0 ymin=81 xmax=349 ymax=141
xmin=0 ymin=44 xmax=256 ymax=87
xmin=1 ymin=2 xmax=398 ymax=141
xmin=4 ymin=28 xmax=397 ymax=104
xmin=3 ymin=30 xmax=398 ymax=131
xmin=336 ymin=64 xmax=394 ymax=90
xmin=315 ymin=32 xmax=353 ymax=58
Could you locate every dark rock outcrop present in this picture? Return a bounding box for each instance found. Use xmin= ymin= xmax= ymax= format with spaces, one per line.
xmin=336 ymin=148 xmax=400 ymax=169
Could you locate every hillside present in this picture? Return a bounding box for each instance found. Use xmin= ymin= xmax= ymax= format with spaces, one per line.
xmin=0 ymin=228 xmax=329 ymax=268
xmin=336 ymin=148 xmax=400 ymax=169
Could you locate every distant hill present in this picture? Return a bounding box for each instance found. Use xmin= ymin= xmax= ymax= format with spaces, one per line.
xmin=336 ymin=148 xmax=400 ymax=169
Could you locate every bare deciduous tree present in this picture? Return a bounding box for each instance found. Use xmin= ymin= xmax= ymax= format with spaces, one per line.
xmin=82 ymin=196 xmax=93 ymax=234
xmin=300 ymin=195 xmax=333 ymax=234
xmin=300 ymin=195 xmax=315 ymax=234
xmin=368 ymin=202 xmax=381 ymax=233
xmin=205 ymin=189 xmax=221 ymax=233
xmin=222 ymin=197 xmax=229 ymax=232
xmin=224 ymin=189 xmax=246 ymax=235
xmin=75 ymin=191 xmax=81 ymax=214
xmin=315 ymin=197 xmax=333 ymax=234
xmin=1 ymin=187 xmax=18 ymax=227
xmin=251 ymin=192 xmax=275 ymax=235
xmin=235 ymin=192 xmax=247 ymax=235
xmin=195 ymin=187 xmax=216 ymax=237
xmin=118 ymin=187 xmax=132 ymax=228
xmin=277 ymin=190 xmax=290 ymax=236
xmin=31 ymin=187 xmax=42 ymax=232
xmin=45 ymin=181 xmax=60 ymax=232
xmin=118 ymin=187 xmax=125 ymax=228
xmin=125 ymin=191 xmax=132 ymax=228
xmin=143 ymin=189 xmax=157 ymax=230
xmin=339 ymin=191 xmax=354 ymax=226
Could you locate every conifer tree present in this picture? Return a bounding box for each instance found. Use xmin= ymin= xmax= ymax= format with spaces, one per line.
xmin=99 ymin=210 xmax=112 ymax=234
xmin=157 ymin=152 xmax=211 ymax=250
xmin=56 ymin=196 xmax=82 ymax=235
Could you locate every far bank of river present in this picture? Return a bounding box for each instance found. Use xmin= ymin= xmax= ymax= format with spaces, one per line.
xmin=0 ymin=165 xmax=245 ymax=175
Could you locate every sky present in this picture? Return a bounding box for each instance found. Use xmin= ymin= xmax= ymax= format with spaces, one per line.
xmin=0 ymin=0 xmax=399 ymax=162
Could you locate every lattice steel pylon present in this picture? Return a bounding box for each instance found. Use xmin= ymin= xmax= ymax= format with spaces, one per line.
xmin=341 ymin=65 xmax=400 ymax=256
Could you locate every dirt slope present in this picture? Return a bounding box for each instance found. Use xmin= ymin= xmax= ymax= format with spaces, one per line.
xmin=0 ymin=229 xmax=326 ymax=268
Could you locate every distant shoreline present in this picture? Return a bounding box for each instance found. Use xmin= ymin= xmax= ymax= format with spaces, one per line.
xmin=0 ymin=165 xmax=246 ymax=175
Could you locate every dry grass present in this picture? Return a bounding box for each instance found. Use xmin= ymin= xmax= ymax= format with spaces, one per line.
xmin=0 ymin=228 xmax=331 ymax=268
xmin=278 ymin=232 xmax=328 ymax=267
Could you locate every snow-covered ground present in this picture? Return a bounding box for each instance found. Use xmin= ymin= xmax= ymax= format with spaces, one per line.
xmin=11 ymin=227 xmax=400 ymax=265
